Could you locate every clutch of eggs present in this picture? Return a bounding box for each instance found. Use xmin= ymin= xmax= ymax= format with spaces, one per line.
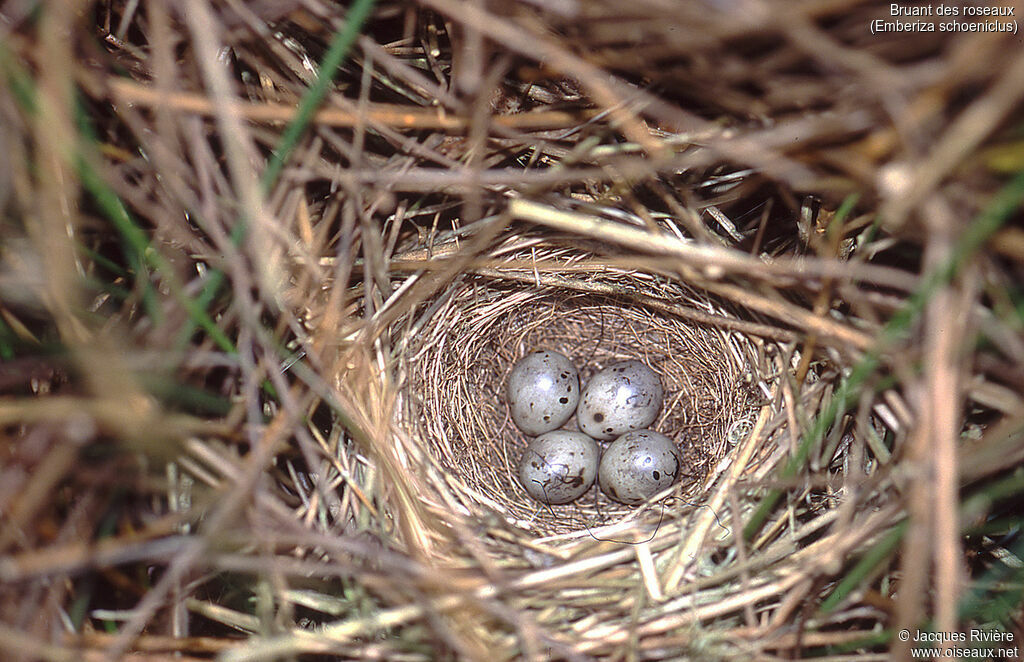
xmin=509 ymin=352 xmax=679 ymax=507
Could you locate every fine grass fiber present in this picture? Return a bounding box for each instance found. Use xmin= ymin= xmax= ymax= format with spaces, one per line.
xmin=2 ymin=0 xmax=1024 ymax=660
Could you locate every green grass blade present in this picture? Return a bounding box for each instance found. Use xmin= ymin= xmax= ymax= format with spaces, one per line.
xmin=75 ymin=148 xmax=162 ymax=321
xmin=177 ymin=0 xmax=377 ymax=353
xmin=819 ymin=521 xmax=906 ymax=613
xmin=958 ymin=533 xmax=1024 ymax=626
xmin=260 ymin=0 xmax=378 ymax=194
xmin=744 ymin=171 xmax=1024 ymax=542
xmin=0 ymin=317 xmax=18 ymax=360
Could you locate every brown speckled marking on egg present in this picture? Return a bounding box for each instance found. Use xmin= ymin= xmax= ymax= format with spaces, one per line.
xmin=506 ymin=350 xmax=580 ymax=436
xmin=598 ymin=430 xmax=682 ymax=505
xmin=577 ymin=360 xmax=663 ymax=441
xmin=517 ymin=430 xmax=600 ymax=505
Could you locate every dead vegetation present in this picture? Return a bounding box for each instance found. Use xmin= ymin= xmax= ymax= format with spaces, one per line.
xmin=1 ymin=0 xmax=1024 ymax=659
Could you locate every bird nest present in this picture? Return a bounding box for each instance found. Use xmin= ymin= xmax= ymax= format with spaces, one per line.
xmin=394 ymin=242 xmax=768 ymax=540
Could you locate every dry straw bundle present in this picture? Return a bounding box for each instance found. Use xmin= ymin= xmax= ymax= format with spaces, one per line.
xmin=2 ymin=0 xmax=1024 ymax=660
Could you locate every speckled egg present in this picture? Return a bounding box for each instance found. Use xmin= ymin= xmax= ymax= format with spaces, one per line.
xmin=598 ymin=430 xmax=682 ymax=505
xmin=577 ymin=360 xmax=664 ymax=441
xmin=506 ymin=350 xmax=580 ymax=436
xmin=518 ymin=431 xmax=600 ymax=504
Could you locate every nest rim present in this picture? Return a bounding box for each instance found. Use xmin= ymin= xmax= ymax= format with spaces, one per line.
xmin=394 ymin=250 xmax=771 ymax=543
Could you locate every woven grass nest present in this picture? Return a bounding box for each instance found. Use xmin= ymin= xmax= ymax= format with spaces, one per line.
xmin=397 ymin=245 xmax=764 ymax=538
xmin=374 ymin=231 xmax=804 ymax=653
xmin=357 ymin=213 xmax=897 ymax=658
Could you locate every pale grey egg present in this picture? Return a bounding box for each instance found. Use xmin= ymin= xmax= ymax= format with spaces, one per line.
xmin=598 ymin=430 xmax=682 ymax=505
xmin=506 ymin=350 xmax=580 ymax=436
xmin=577 ymin=360 xmax=663 ymax=441
xmin=518 ymin=430 xmax=600 ymax=504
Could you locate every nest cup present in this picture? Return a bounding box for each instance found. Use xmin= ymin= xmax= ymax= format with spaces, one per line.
xmin=398 ymin=247 xmax=765 ymax=538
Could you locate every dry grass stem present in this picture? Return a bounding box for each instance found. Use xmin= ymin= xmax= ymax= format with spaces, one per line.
xmin=2 ymin=0 xmax=1023 ymax=659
